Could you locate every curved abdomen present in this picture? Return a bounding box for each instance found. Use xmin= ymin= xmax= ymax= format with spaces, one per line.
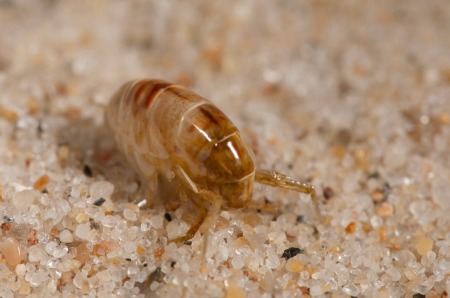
xmin=105 ymin=79 xmax=239 ymax=181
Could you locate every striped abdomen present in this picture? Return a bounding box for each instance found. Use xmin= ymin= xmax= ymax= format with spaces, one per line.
xmin=106 ymin=80 xmax=255 ymax=208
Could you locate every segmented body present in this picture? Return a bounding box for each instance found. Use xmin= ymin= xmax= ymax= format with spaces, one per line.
xmin=106 ymin=79 xmax=255 ymax=209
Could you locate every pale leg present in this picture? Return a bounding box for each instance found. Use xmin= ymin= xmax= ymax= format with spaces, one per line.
xmin=169 ymin=190 xmax=223 ymax=252
xmin=136 ymin=171 xmax=159 ymax=208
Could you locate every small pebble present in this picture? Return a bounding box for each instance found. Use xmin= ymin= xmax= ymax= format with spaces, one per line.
xmin=265 ymin=254 xmax=280 ymax=269
xmin=323 ymin=186 xmax=335 ymax=200
xmin=18 ymin=282 xmax=31 ymax=295
xmin=378 ymin=226 xmax=387 ymax=242
xmin=124 ymin=241 xmax=137 ymax=253
xmin=83 ymin=164 xmax=93 ymax=177
xmin=164 ymin=213 xmax=172 ymax=222
xmin=376 ymin=202 xmax=394 ymax=217
xmin=74 ymin=243 xmax=90 ymax=265
xmin=60 ymin=271 xmax=75 ymax=286
xmin=166 ymin=220 xmax=189 ymax=239
xmin=285 ymin=258 xmax=305 ymax=273
xmin=97 ymin=269 xmax=112 ymax=282
xmin=15 ymin=263 xmax=26 ymax=276
xmin=45 ymin=241 xmax=58 ymax=255
xmin=231 ymin=255 xmax=244 ymax=269
xmin=93 ymin=197 xmax=106 ymax=206
xmin=75 ymin=223 xmax=90 ymax=240
xmin=1 ymin=222 xmax=11 ymax=231
xmin=101 ymin=215 xmax=118 ymax=227
xmin=27 ymin=245 xmax=43 ymax=263
xmin=27 ymin=229 xmax=38 ymax=245
xmin=149 ymin=215 xmax=163 ymax=229
xmin=75 ymin=213 xmax=89 ymax=223
xmin=93 ymin=240 xmax=119 ymax=256
xmin=59 ymin=229 xmax=74 ymax=243
xmin=58 ymin=144 xmax=71 ymax=167
xmin=0 ymin=106 xmax=18 ymax=122
xmin=89 ymin=181 xmax=114 ymax=199
xmin=387 ymin=268 xmax=401 ymax=281
xmin=123 ymin=208 xmax=137 ymax=221
xmin=0 ymin=236 xmax=22 ymax=266
xmin=416 ymin=236 xmax=434 ymax=256
xmin=33 ymin=175 xmax=49 ymax=191
xmin=282 ymin=247 xmax=303 ymax=260
xmin=225 ymin=283 xmax=245 ymax=298
xmin=296 ymin=215 xmax=305 ymax=223
xmin=310 ymin=285 xmax=322 ymax=296
xmin=136 ymin=245 xmax=145 ymax=255
xmin=12 ymin=190 xmax=37 ymax=209
xmin=345 ymin=222 xmax=357 ymax=234
xmin=371 ymin=188 xmax=385 ymax=202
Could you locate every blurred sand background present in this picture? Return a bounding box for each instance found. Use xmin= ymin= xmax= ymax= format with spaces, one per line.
xmin=0 ymin=1 xmax=449 ymax=297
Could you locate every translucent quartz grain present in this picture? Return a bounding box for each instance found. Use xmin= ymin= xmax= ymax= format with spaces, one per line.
xmin=127 ymin=265 xmax=140 ymax=276
xmin=120 ymin=226 xmax=139 ymax=241
xmin=409 ymin=201 xmax=435 ymax=226
xmin=29 ymin=271 xmax=49 ymax=287
xmin=101 ymin=215 xmax=118 ymax=227
xmin=54 ymin=245 xmax=69 ymax=258
xmin=0 ymin=290 xmax=13 ymax=298
xmin=166 ymin=220 xmax=189 ymax=240
xmin=75 ymin=213 xmax=90 ymax=223
xmin=12 ymin=190 xmax=37 ymax=209
xmin=27 ymin=246 xmax=44 ymax=263
xmin=386 ymin=268 xmax=401 ymax=281
xmin=45 ymin=241 xmax=57 ymax=255
xmin=15 ymin=264 xmax=26 ymax=277
xmin=300 ymin=270 xmax=309 ymax=280
xmin=73 ymin=273 xmax=84 ymax=289
xmin=75 ymin=223 xmax=90 ymax=240
xmin=335 ymin=266 xmax=350 ymax=286
xmin=59 ymin=229 xmax=74 ymax=243
xmin=45 ymin=241 xmax=68 ymax=258
xmin=123 ymin=208 xmax=137 ymax=221
xmin=89 ymin=181 xmax=114 ymax=199
xmin=97 ymin=269 xmax=112 ymax=282
xmin=265 ymin=253 xmax=280 ymax=269
xmin=124 ymin=241 xmax=137 ymax=254
xmin=46 ymin=258 xmax=58 ymax=269
xmin=342 ymin=284 xmax=359 ymax=296
xmin=140 ymin=219 xmax=151 ymax=231
xmin=421 ymin=251 xmax=436 ymax=267
xmin=231 ymin=254 xmax=245 ymax=270
xmin=309 ymin=285 xmax=322 ymax=296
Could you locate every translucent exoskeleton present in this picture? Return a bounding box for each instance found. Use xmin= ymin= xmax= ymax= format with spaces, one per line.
xmin=106 ymin=79 xmax=318 ymax=243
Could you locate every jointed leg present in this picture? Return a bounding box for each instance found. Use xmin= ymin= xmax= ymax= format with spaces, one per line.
xmin=169 ymin=190 xmax=223 ymax=251
xmin=136 ymin=171 xmax=159 ymax=208
xmin=196 ymin=190 xmax=223 ymax=258
xmin=169 ymin=206 xmax=208 ymax=243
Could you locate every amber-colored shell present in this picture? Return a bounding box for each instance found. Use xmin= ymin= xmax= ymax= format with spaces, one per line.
xmin=106 ymin=79 xmax=255 ymax=209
